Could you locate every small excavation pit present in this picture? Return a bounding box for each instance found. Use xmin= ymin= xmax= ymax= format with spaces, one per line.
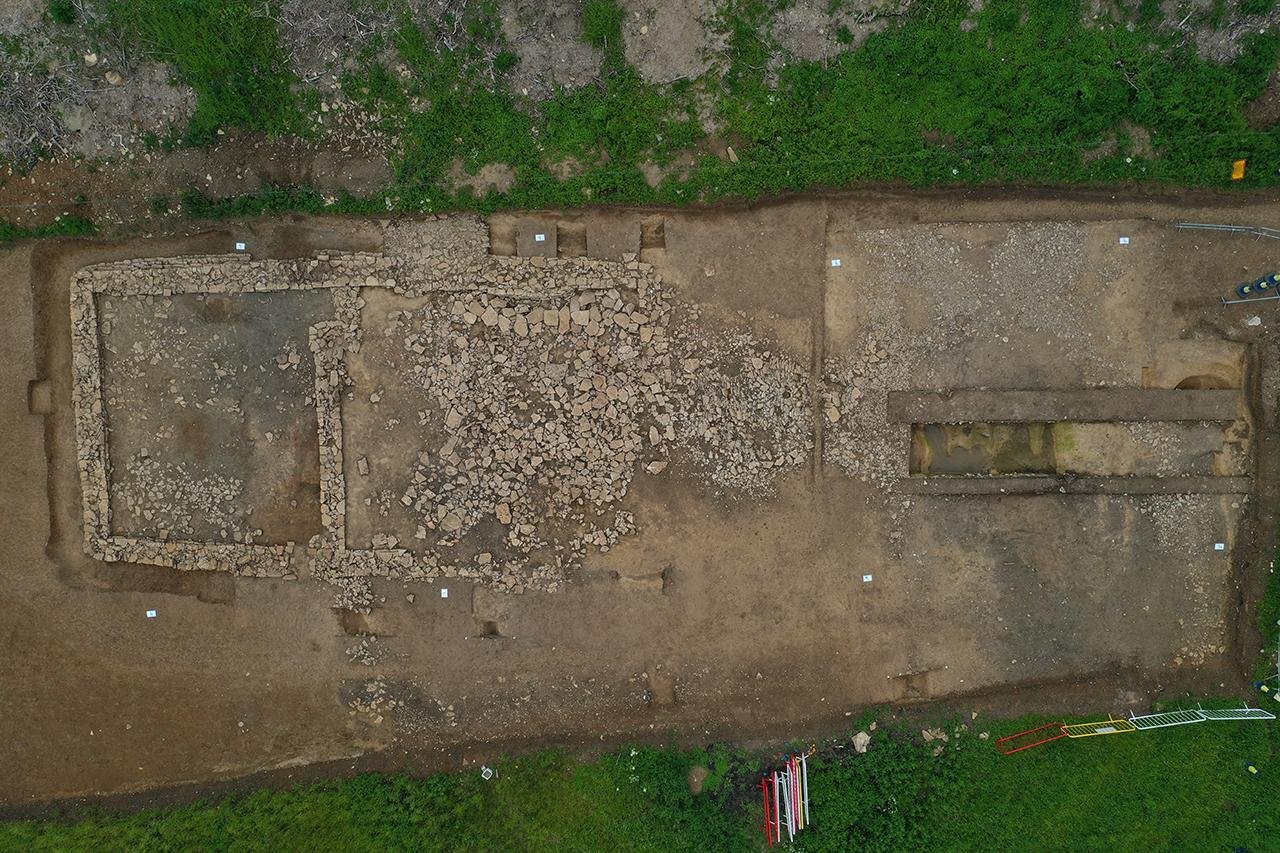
xmin=911 ymin=423 xmax=1056 ymax=476
xmin=910 ymin=420 xmax=1243 ymax=477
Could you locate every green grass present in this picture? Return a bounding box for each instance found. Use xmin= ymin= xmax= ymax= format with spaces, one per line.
xmin=46 ymin=0 xmax=76 ymax=26
xmin=3 ymin=710 xmax=1276 ymax=851
xmin=911 ymin=712 xmax=1279 ymax=851
xmin=179 ymin=185 xmax=327 ymax=219
xmin=582 ymin=0 xmax=626 ymax=65
xmin=7 ymin=0 xmax=1276 ymax=219
xmin=0 ymin=215 xmax=94 ymax=247
xmin=0 ymin=748 xmax=750 ymax=852
xmin=700 ymin=0 xmax=1280 ymax=198
xmin=339 ymin=1 xmax=701 ymax=212
xmin=1258 ymin=544 xmax=1280 ymax=686
xmin=153 ymin=0 xmax=1280 ymax=222
xmin=5 ymin=0 xmax=1280 ymax=217
xmin=105 ymin=0 xmax=309 ymax=144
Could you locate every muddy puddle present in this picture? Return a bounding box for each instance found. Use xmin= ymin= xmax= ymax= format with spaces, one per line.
xmin=910 ymin=422 xmax=1057 ymax=475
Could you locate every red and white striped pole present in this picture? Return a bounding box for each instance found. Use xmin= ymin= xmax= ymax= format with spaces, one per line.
xmin=773 ymin=771 xmax=782 ymax=844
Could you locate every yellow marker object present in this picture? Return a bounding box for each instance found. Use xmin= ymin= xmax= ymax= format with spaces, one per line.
xmin=1232 ymin=159 xmax=1247 ymax=181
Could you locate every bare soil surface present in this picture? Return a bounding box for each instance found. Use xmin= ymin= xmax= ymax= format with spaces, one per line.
xmin=100 ymin=289 xmax=329 ymax=545
xmin=621 ymin=0 xmax=720 ymax=84
xmin=500 ymin=0 xmax=604 ymax=99
xmin=2 ymin=188 xmax=1279 ymax=810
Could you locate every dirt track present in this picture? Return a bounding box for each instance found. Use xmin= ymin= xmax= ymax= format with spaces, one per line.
xmin=2 ymin=187 xmax=1278 ymax=811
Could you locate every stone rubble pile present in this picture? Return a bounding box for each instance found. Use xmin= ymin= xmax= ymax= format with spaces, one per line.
xmin=824 ymin=335 xmax=909 ymax=489
xmin=346 ymin=636 xmax=387 ymax=666
xmin=365 ymin=250 xmax=672 ymax=592
xmin=348 ymin=677 xmax=397 ymax=726
xmin=117 ymin=456 xmax=247 ymax=540
xmin=668 ymin=319 xmax=813 ymax=496
xmin=70 ymin=215 xmax=827 ymax=594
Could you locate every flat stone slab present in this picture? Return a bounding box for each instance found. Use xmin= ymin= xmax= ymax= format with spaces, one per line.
xmin=587 ymin=220 xmax=640 ymax=260
xmin=887 ymin=389 xmax=1240 ymax=423
xmin=516 ymin=218 xmax=557 ymax=257
xmin=897 ymin=475 xmax=1252 ymax=495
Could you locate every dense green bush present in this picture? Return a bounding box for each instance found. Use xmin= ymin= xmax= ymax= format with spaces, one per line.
xmin=46 ymin=0 xmax=76 ymax=26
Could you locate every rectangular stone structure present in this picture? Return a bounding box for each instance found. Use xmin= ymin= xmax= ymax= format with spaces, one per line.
xmin=516 ymin=218 xmax=557 ymax=258
xmin=887 ymin=389 xmax=1239 ymax=424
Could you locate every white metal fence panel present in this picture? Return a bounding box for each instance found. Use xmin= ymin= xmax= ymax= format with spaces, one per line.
xmin=1129 ymin=710 xmax=1206 ymax=730
xmin=1197 ymin=704 xmax=1276 ymax=721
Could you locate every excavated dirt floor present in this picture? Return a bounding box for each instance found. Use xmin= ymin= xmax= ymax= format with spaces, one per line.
xmin=3 ymin=188 xmax=1280 ymax=809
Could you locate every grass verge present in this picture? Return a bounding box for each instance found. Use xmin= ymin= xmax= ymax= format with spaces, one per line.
xmin=3 ymin=707 xmax=1276 ymax=852
xmin=10 ymin=0 xmax=1280 ymax=220
xmin=171 ymin=0 xmax=1280 ymax=218
xmin=0 ymin=215 xmax=94 ymax=247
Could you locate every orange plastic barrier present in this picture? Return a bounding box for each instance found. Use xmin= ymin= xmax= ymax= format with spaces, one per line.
xmin=996 ymin=722 xmax=1068 ymax=755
